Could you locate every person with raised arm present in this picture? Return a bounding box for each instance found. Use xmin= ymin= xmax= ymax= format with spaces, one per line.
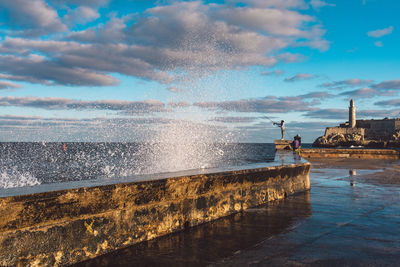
xmin=273 ymin=120 xmax=285 ymax=140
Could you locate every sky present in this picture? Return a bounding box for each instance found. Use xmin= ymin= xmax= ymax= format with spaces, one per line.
xmin=0 ymin=0 xmax=399 ymax=142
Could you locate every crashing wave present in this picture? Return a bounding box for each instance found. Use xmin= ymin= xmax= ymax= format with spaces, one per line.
xmin=0 ymin=167 xmax=41 ymax=189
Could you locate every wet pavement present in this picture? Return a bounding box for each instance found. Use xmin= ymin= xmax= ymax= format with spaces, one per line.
xmin=76 ymin=157 xmax=400 ymax=267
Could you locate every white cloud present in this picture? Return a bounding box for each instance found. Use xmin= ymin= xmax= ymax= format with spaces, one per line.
xmin=277 ymin=52 xmax=306 ymax=63
xmin=64 ymin=6 xmax=100 ymax=26
xmin=367 ymin=26 xmax=394 ymax=38
xmin=0 ymin=1 xmax=329 ymax=86
xmin=194 ymin=95 xmax=316 ymax=113
xmin=227 ymin=0 xmax=307 ymax=9
xmin=375 ymin=99 xmax=400 ymax=107
xmin=295 ymin=24 xmax=330 ymax=51
xmin=310 ymin=0 xmax=335 ymax=10
xmin=320 ymin=78 xmax=374 ymax=90
xmin=0 ymin=81 xmax=22 ymax=89
xmin=0 ymin=96 xmax=168 ymax=113
xmin=339 ymin=87 xmax=396 ymax=98
xmin=374 ymin=41 xmax=383 ymax=47
xmin=215 ymin=6 xmax=313 ymax=36
xmin=67 ymin=16 xmax=130 ymax=44
xmin=284 ymin=73 xmax=314 ymax=82
xmin=0 ymin=53 xmax=119 ymax=86
xmin=50 ymin=0 xmax=110 ymax=8
xmin=0 ymin=38 xmax=173 ymax=85
xmin=261 ymin=70 xmax=284 ymax=76
xmin=0 ymin=0 xmax=67 ymax=36
xmin=373 ymin=80 xmax=400 ymax=90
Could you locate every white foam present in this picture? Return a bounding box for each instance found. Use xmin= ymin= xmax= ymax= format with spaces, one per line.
xmin=0 ymin=167 xmax=41 ymax=189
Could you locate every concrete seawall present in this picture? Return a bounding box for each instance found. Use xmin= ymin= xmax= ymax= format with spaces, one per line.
xmin=301 ymin=148 xmax=400 ymax=160
xmin=0 ymin=162 xmax=310 ymax=266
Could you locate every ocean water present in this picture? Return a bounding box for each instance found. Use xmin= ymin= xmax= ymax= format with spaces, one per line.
xmin=0 ymin=142 xmax=289 ymax=190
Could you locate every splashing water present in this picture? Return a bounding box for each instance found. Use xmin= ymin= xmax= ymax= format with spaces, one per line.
xmin=138 ymin=28 xmax=245 ymax=173
xmin=0 ymin=167 xmax=40 ymax=189
xmin=140 ymin=121 xmax=237 ymax=174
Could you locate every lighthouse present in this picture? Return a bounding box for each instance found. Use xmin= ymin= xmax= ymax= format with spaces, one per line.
xmin=349 ymin=99 xmax=356 ymax=128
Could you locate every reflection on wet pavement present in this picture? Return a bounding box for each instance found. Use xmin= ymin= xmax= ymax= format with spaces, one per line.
xmin=274 ymin=150 xmax=304 ymax=166
xmin=217 ymin=164 xmax=400 ymax=266
xmin=76 ymin=158 xmax=400 ymax=266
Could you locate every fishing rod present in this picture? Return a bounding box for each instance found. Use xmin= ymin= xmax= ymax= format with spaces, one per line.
xmin=264 ymin=115 xmax=277 ymax=124
xmin=285 ymin=128 xmax=297 ymax=139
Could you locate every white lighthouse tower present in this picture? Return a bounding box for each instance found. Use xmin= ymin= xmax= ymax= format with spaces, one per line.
xmin=349 ymin=99 xmax=356 ymax=128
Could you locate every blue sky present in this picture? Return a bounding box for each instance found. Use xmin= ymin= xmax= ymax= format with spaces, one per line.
xmin=0 ymin=0 xmax=399 ymax=142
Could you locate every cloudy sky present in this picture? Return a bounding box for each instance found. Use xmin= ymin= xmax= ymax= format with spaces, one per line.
xmin=0 ymin=0 xmax=399 ymax=142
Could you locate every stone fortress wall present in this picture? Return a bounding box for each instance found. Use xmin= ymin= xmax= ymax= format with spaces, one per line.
xmin=325 ymin=127 xmax=365 ymax=138
xmin=355 ymin=119 xmax=400 ymax=138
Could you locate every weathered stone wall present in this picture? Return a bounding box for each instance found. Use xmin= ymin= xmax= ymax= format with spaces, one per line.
xmin=357 ymin=119 xmax=396 ymax=138
xmin=0 ymin=163 xmax=310 ymax=266
xmin=301 ymin=148 xmax=400 ymax=160
xmin=325 ymin=127 xmax=365 ymax=137
xmin=357 ymin=119 xmax=395 ymax=131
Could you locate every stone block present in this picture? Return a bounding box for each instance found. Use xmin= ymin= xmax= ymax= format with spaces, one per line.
xmin=274 ymin=140 xmax=292 ymax=150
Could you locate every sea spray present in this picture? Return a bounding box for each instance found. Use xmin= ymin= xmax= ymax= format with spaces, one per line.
xmin=139 ymin=122 xmax=238 ymax=174
xmin=139 ymin=28 xmax=244 ymax=173
xmin=0 ymin=166 xmax=40 ymax=189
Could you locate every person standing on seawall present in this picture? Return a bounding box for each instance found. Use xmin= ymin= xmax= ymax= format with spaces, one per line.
xmin=292 ymin=135 xmax=302 ymax=157
xmin=292 ymin=135 xmax=300 ymax=151
xmin=273 ymin=120 xmax=285 ymax=140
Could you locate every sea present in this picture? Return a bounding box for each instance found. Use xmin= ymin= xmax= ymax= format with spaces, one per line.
xmin=0 ymin=142 xmax=311 ymax=190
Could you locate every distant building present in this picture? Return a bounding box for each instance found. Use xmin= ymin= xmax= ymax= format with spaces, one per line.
xmin=325 ymin=99 xmax=400 ymax=140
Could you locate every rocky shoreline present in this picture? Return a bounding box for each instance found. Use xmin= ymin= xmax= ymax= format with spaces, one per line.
xmin=313 ymin=130 xmax=400 ymax=148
